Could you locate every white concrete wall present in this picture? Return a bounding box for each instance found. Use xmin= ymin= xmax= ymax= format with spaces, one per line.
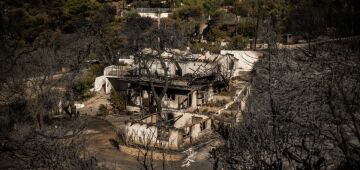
xmin=104 ymin=66 xmax=112 ymax=76
xmin=147 ymin=60 xmax=177 ymax=76
xmin=179 ymin=61 xmax=215 ymax=76
xmin=141 ymin=114 xmax=158 ymax=124
xmin=105 ymin=78 xmax=113 ymax=94
xmin=220 ymin=50 xmax=262 ymax=73
xmin=208 ymin=86 xmax=214 ymax=101
xmin=125 ymin=112 xmax=211 ymax=149
xmin=169 ymin=97 xmax=179 ymax=109
xmin=154 ymin=129 xmax=181 ymax=149
xmin=206 ymin=119 xmax=211 ymax=129
xmin=217 ymin=55 xmax=235 ymax=75
xmin=118 ymin=58 xmax=134 ymax=65
xmin=143 ymin=58 xmax=215 ymax=77
xmin=125 ymin=122 xmax=183 ymax=149
xmin=168 ymin=129 xmax=182 ymax=149
xmin=191 ymin=124 xmax=201 ymax=139
xmin=126 ymin=106 xmax=140 ymax=113
xmin=162 ymin=95 xmax=180 ymax=109
xmin=93 ymin=76 xmax=106 ymax=92
xmin=138 ymin=12 xmax=169 ymax=19
xmin=162 ymin=94 xmax=190 ymax=109
xmin=126 ymin=122 xmax=158 ymax=145
xmin=191 ymin=91 xmax=197 ymax=108
xmin=178 ymin=95 xmax=189 ymax=109
xmin=173 ymin=112 xmax=208 ymax=128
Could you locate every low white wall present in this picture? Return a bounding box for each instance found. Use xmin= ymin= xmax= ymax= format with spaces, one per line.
xmin=118 ymin=59 xmax=134 ymax=65
xmin=104 ymin=66 xmax=112 ymax=76
xmin=125 ymin=112 xmax=211 ymax=149
xmin=126 ymin=106 xmax=140 ymax=113
xmin=179 ymin=61 xmax=215 ymax=76
xmin=138 ymin=12 xmax=169 ymax=19
xmin=220 ymin=50 xmax=262 ymax=72
xmin=126 ymin=123 xmax=158 ymax=145
xmin=168 ymin=129 xmax=182 ymax=149
xmin=147 ymin=60 xmax=177 ymax=76
xmin=173 ymin=112 xmax=208 ymax=128
xmin=125 ymin=122 xmax=182 ymax=149
xmin=105 ymin=78 xmax=113 ymax=94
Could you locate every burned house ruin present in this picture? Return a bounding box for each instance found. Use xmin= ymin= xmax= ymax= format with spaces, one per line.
xmin=125 ymin=112 xmax=212 ymax=150
xmin=99 ymin=50 xmax=248 ymax=113
xmin=92 ymin=49 xmax=260 ymax=149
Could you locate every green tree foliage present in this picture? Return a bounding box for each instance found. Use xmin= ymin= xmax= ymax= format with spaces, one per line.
xmin=229 ymin=0 xmax=253 ymax=17
xmin=1 ymin=0 xmax=110 ymax=44
xmin=173 ymin=0 xmax=223 ymax=19
xmin=251 ymin=0 xmax=360 ymax=38
xmin=64 ymin=0 xmax=101 ymax=15
xmin=72 ymin=73 xmax=95 ymax=101
xmin=207 ymin=26 xmax=227 ymax=42
xmin=97 ymin=104 xmax=108 ymax=116
xmin=72 ymin=64 xmax=104 ymax=101
xmin=192 ymin=42 xmax=222 ymax=54
xmin=236 ymin=21 xmax=256 ymax=37
xmin=119 ymin=13 xmax=154 ymax=55
xmin=172 ymin=5 xmax=203 ymax=21
xmin=0 ymin=2 xmax=108 ymax=168
xmin=203 ymin=9 xmax=237 ymax=42
xmin=228 ymin=35 xmax=248 ymax=50
xmin=210 ymin=9 xmax=231 ymax=26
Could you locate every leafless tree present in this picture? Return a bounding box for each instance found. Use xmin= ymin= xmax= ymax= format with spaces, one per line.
xmin=0 ymin=13 xmax=100 ymax=169
xmin=213 ymin=39 xmax=360 ymax=169
xmin=120 ymin=14 xmax=186 ymax=121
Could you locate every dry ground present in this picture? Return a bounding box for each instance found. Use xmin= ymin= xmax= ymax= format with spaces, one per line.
xmin=81 ymin=91 xmax=215 ymax=169
xmin=83 ymin=116 xmax=214 ymax=170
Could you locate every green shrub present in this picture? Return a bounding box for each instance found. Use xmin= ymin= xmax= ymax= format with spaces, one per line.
xmin=172 ymin=5 xmax=203 ymax=20
xmin=72 ymin=81 xmax=92 ymax=100
xmin=207 ymin=26 xmax=227 ymax=42
xmin=72 ymin=68 xmax=98 ymax=101
xmin=228 ymin=35 xmax=248 ymax=50
xmin=64 ymin=0 xmax=101 ymax=15
xmin=191 ymin=42 xmax=222 ymax=54
xmin=237 ymin=22 xmax=256 ymax=37
xmin=72 ymin=64 xmax=105 ymax=101
xmin=97 ymin=104 xmax=107 ymax=116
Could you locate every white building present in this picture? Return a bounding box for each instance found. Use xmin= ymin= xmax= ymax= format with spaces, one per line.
xmin=220 ymin=50 xmax=262 ymax=76
xmin=137 ymin=8 xmax=171 ymax=19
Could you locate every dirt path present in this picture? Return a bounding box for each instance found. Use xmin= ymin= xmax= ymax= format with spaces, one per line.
xmin=80 ymin=89 xmax=215 ymax=169
xmin=84 ymin=117 xmax=140 ymax=170
xmin=78 ymin=90 xmax=110 ymax=116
